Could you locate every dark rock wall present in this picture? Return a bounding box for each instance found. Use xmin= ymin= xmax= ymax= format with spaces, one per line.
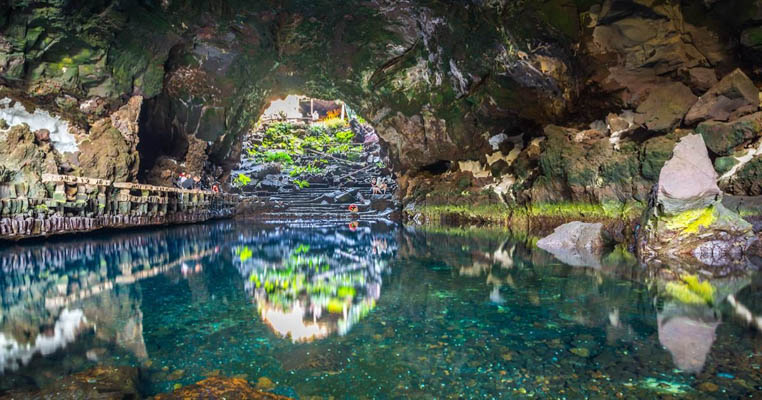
xmin=2 ymin=0 xmax=762 ymax=208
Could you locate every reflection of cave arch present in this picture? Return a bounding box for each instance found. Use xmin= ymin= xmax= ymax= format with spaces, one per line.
xmin=232 ymin=225 xmax=396 ymax=342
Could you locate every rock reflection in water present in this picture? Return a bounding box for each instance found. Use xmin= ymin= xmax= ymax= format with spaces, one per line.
xmin=234 ymin=223 xmax=397 ymax=342
xmin=0 ymin=223 xmax=235 ymax=390
xmin=0 ymin=223 xmax=760 ymax=398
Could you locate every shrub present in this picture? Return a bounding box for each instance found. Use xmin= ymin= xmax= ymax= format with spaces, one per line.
xmin=264 ymin=151 xmax=293 ymax=164
xmin=293 ymin=179 xmax=310 ymax=189
xmin=335 ymin=129 xmax=354 ymax=143
xmin=234 ymin=173 xmax=251 ymax=186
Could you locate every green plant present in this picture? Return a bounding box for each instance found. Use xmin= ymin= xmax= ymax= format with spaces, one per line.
xmin=234 ymin=173 xmax=252 ymax=187
xmin=665 ymin=274 xmax=715 ymax=305
xmin=237 ymin=246 xmax=253 ymax=262
xmin=335 ymin=129 xmax=354 ymax=143
xmin=294 ymin=244 xmax=310 ymax=254
xmin=289 ymin=165 xmax=323 ymax=177
xmin=294 ymin=179 xmax=310 ymax=189
xmin=264 ymin=151 xmax=293 ymax=164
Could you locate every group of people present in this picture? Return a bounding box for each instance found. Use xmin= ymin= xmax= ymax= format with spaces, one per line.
xmin=174 ymin=172 xmax=221 ymax=193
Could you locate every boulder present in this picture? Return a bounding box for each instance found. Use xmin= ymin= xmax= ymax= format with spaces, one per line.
xmin=33 ymin=128 xmax=50 ymax=142
xmin=656 ymin=134 xmax=721 ymax=215
xmin=685 ymin=69 xmax=760 ymax=125
xmin=688 ymin=67 xmax=718 ymax=92
xmin=639 ymin=134 xmax=755 ymax=266
xmin=536 ymin=222 xmax=605 ymax=268
xmin=636 ymin=82 xmax=697 ymax=132
xmin=696 ymin=112 xmax=762 ymax=156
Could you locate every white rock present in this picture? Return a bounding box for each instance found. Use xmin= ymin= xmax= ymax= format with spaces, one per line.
xmin=0 ymin=97 xmax=78 ymax=153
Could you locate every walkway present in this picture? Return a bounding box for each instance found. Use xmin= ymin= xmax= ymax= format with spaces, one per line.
xmin=0 ymin=174 xmax=237 ymax=240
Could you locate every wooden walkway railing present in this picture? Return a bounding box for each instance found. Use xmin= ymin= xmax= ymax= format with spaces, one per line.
xmin=0 ymin=174 xmax=238 ymax=239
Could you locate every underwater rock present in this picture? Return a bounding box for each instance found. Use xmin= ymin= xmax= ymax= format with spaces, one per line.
xmin=0 ymin=366 xmax=139 ymax=399
xmin=685 ymin=69 xmax=759 ymax=126
xmin=256 ymin=376 xmax=276 ymax=391
xmin=153 ymin=376 xmax=291 ymax=399
xmin=536 ymin=222 xmax=605 ymax=268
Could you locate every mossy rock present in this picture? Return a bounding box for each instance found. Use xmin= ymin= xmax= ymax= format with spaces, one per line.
xmin=641 ymin=135 xmax=677 ymax=181
xmin=714 ymin=156 xmax=738 ymax=175
xmin=741 ymin=26 xmax=762 ymax=48
xmin=696 ymin=113 xmax=762 ymax=156
xmin=732 ymin=156 xmax=762 ymax=195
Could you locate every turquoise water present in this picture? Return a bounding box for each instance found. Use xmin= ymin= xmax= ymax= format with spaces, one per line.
xmin=0 ymin=221 xmax=760 ymax=398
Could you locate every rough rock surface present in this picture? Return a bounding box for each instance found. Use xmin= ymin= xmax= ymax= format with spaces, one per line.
xmin=640 ymin=134 xmax=755 ymax=265
xmin=636 ymin=83 xmax=697 ymax=132
xmin=3 ymin=0 xmax=762 ymax=230
xmin=0 ymin=124 xmax=60 ymax=198
xmin=537 ymin=222 xmax=605 ymax=268
xmin=685 ymin=69 xmax=760 ymax=126
xmin=696 ymin=112 xmax=762 ymax=156
xmin=657 ymin=134 xmax=721 ymax=215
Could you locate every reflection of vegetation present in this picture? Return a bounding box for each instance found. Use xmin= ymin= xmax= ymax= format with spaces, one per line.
xmin=234 ymin=230 xmax=395 ymax=342
xmin=665 ymin=275 xmax=715 ymax=305
xmin=236 ymin=246 xmax=253 ymax=262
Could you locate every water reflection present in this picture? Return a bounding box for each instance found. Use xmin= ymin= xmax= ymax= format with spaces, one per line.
xmin=0 ymin=223 xmax=235 ymax=386
xmin=0 ymin=223 xmax=759 ymax=398
xmin=233 ymin=224 xmax=397 ymax=342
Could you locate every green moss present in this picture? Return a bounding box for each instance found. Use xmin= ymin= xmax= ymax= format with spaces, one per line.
xmin=641 ymin=135 xmax=677 ymax=181
xmin=662 ymin=206 xmax=715 ymax=234
xmin=665 ymin=275 xmax=715 ymax=305
xmin=714 ymin=156 xmax=738 ymax=175
xmin=414 ymin=200 xmax=643 ymax=227
xmin=602 ymin=244 xmax=637 ymax=267
xmin=741 ymin=25 xmax=762 ymax=48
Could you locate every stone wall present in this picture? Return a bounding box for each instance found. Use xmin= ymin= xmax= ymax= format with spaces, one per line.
xmin=0 ymin=174 xmax=237 ymax=240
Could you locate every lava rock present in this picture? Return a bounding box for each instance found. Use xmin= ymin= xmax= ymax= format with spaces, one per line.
xmin=636 ymin=82 xmax=697 ymax=132
xmin=248 ymin=163 xmax=282 ymax=180
xmin=696 ymin=111 xmax=762 ymax=156
xmin=333 ymin=188 xmax=359 ymax=203
xmin=33 ymin=128 xmax=50 ymax=142
xmin=685 ymin=69 xmax=760 ymax=125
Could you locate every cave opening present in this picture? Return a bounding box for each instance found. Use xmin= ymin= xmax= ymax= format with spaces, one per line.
xmin=232 ymin=95 xmax=396 ymax=221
